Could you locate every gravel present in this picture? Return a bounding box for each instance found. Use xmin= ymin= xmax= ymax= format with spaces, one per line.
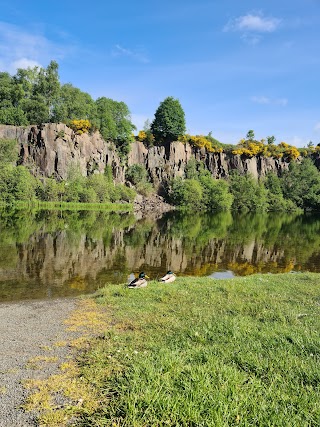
xmin=0 ymin=298 xmax=77 ymax=427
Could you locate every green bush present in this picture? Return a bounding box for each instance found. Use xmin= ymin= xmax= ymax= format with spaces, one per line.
xmin=169 ymin=178 xmax=203 ymax=210
xmin=230 ymin=173 xmax=268 ymax=211
xmin=125 ymin=164 xmax=148 ymax=186
xmin=199 ymin=173 xmax=233 ymax=210
xmin=87 ymin=174 xmax=111 ymax=203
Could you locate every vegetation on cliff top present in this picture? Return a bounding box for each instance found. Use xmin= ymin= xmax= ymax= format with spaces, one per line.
xmin=1 ymin=60 xmax=319 ymax=159
xmin=0 ymin=61 xmax=320 ymax=212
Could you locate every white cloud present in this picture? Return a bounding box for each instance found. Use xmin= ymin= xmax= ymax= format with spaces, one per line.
xmin=225 ymin=13 xmax=281 ymax=33
xmin=251 ymin=96 xmax=288 ymax=106
xmin=251 ymin=96 xmax=270 ymax=104
xmin=276 ymin=98 xmax=288 ymax=107
xmin=11 ymin=58 xmax=42 ymax=70
xmin=0 ymin=21 xmax=70 ymax=73
xmin=112 ymin=44 xmax=149 ymax=64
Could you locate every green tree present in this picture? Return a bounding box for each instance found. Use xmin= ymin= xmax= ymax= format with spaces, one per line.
xmin=35 ymin=60 xmax=60 ymax=121
xmin=151 ymin=96 xmax=186 ymax=145
xmin=230 ymin=172 xmax=268 ymax=211
xmin=246 ymin=130 xmax=255 ymax=141
xmin=267 ymin=136 xmax=276 ymax=145
xmin=169 ymin=178 xmax=203 ymax=210
xmin=282 ymin=158 xmax=320 ymax=210
xmin=96 ymin=97 xmax=136 ymax=158
xmin=199 ymin=172 xmax=233 ymax=210
xmin=0 ymin=138 xmax=18 ymax=164
xmin=53 ymin=83 xmax=97 ymax=125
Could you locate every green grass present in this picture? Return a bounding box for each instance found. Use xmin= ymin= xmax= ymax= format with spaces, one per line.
xmin=69 ymin=273 xmax=320 ymax=426
xmin=1 ymin=200 xmax=133 ymax=212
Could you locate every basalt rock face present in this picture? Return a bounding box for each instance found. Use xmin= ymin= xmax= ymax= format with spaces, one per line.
xmin=128 ymin=140 xmax=292 ymax=186
xmin=0 ymin=123 xmax=125 ymax=182
xmin=0 ymin=123 xmax=296 ymax=184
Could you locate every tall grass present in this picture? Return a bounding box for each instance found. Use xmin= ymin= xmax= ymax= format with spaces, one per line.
xmin=74 ymin=273 xmax=320 ymax=426
xmin=4 ymin=200 xmax=133 ymax=212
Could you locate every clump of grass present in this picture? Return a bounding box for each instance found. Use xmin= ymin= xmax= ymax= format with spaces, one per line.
xmin=23 ymin=360 xmax=100 ymax=425
xmin=26 ymin=356 xmax=58 ymax=370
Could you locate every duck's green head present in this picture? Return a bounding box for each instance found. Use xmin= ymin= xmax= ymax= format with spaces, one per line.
xmin=167 ymin=270 xmax=173 ymax=275
xmin=139 ymin=272 xmax=149 ymax=279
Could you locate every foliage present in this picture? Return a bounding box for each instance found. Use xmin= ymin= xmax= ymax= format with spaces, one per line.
xmin=199 ymin=172 xmax=233 ymax=210
xmin=151 ymin=96 xmax=186 ymax=144
xmin=0 ymin=164 xmax=37 ymax=203
xmin=180 ymin=134 xmax=223 ymax=153
xmin=169 ymin=178 xmax=203 ymax=210
xmin=229 ymin=172 xmax=268 ymax=211
xmin=96 ymin=97 xmax=136 ymax=158
xmin=137 ymin=129 xmax=155 ymax=146
xmin=125 ymin=164 xmax=153 ymax=196
xmin=0 ymin=138 xmax=18 ymax=164
xmin=263 ymin=173 xmax=298 ymax=212
xmin=69 ymin=119 xmax=91 ymax=135
xmin=125 ymin=164 xmax=148 ymax=186
xmin=232 ymin=132 xmax=301 ymax=161
xmin=281 ymin=158 xmax=320 ymax=210
xmin=52 ymin=83 xmax=97 ymax=126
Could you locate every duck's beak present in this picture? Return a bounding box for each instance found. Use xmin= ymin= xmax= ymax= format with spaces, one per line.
xmin=145 ymin=275 xmax=150 ymax=279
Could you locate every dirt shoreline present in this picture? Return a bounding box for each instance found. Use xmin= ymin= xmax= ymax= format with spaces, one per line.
xmin=0 ymin=297 xmax=77 ymax=427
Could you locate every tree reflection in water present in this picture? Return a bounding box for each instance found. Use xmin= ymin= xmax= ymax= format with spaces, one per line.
xmin=0 ymin=208 xmax=319 ymax=301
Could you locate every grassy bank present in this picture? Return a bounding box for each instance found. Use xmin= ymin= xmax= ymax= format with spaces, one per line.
xmin=26 ymin=273 xmax=320 ymax=426
xmin=0 ymin=200 xmax=133 ymax=212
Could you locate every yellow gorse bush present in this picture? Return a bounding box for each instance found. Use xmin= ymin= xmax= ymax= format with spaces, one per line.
xmin=137 ymin=130 xmax=155 ymax=145
xmin=182 ymin=134 xmax=223 ymax=153
xmin=69 ymin=119 xmax=92 ymax=135
xmin=232 ymin=139 xmax=301 ymax=161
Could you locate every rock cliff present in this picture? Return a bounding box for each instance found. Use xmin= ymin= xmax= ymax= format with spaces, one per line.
xmin=0 ymin=123 xmax=315 ymax=186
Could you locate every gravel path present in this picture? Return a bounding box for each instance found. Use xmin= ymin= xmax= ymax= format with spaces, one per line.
xmin=0 ymin=298 xmax=77 ymax=427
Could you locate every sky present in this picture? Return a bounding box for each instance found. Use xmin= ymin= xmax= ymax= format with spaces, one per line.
xmin=0 ymin=0 xmax=319 ymax=147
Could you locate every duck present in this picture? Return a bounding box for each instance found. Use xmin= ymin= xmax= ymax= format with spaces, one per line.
xmin=159 ymin=270 xmax=176 ymax=283
xmin=128 ymin=272 xmax=149 ymax=288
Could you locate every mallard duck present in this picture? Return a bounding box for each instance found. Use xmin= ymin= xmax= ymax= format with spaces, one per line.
xmin=159 ymin=270 xmax=176 ymax=283
xmin=128 ymin=272 xmax=149 ymax=288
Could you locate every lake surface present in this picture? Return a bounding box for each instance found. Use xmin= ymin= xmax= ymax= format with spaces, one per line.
xmin=0 ymin=208 xmax=320 ymax=302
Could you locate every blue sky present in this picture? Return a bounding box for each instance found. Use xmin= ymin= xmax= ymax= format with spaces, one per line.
xmin=0 ymin=0 xmax=319 ymax=146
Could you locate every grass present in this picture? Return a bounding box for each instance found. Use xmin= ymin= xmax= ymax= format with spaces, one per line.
xmin=25 ymin=273 xmax=320 ymax=426
xmin=0 ymin=200 xmax=133 ymax=212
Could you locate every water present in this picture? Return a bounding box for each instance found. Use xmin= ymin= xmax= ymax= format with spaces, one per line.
xmin=0 ymin=208 xmax=320 ymax=302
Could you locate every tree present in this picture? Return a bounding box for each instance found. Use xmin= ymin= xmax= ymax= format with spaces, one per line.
xmin=282 ymin=158 xmax=320 ymax=209
xmin=229 ymin=172 xmax=268 ymax=211
xmin=246 ymin=130 xmax=255 ymax=141
xmin=35 ymin=60 xmax=60 ymax=121
xmin=52 ymin=83 xmax=97 ymax=125
xmin=96 ymin=97 xmax=136 ymax=157
xmin=151 ymin=96 xmax=186 ymax=145
xmin=267 ymin=135 xmax=276 ymax=145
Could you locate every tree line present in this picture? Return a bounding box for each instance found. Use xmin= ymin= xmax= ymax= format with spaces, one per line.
xmin=0 ymin=60 xmax=320 ymax=212
xmin=0 ymin=61 xmax=135 ymax=157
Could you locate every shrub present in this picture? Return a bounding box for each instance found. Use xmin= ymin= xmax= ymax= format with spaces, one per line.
xmin=125 ymin=164 xmax=148 ymax=186
xmin=199 ymin=173 xmax=233 ymax=210
xmin=69 ymin=119 xmax=91 ymax=135
xmin=169 ymin=178 xmax=203 ymax=210
xmin=230 ymin=173 xmax=268 ymax=211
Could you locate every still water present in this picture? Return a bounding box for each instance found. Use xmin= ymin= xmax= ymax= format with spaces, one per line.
xmin=0 ymin=208 xmax=320 ymax=302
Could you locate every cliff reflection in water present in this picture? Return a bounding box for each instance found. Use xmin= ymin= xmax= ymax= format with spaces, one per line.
xmin=0 ymin=208 xmax=320 ymax=301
